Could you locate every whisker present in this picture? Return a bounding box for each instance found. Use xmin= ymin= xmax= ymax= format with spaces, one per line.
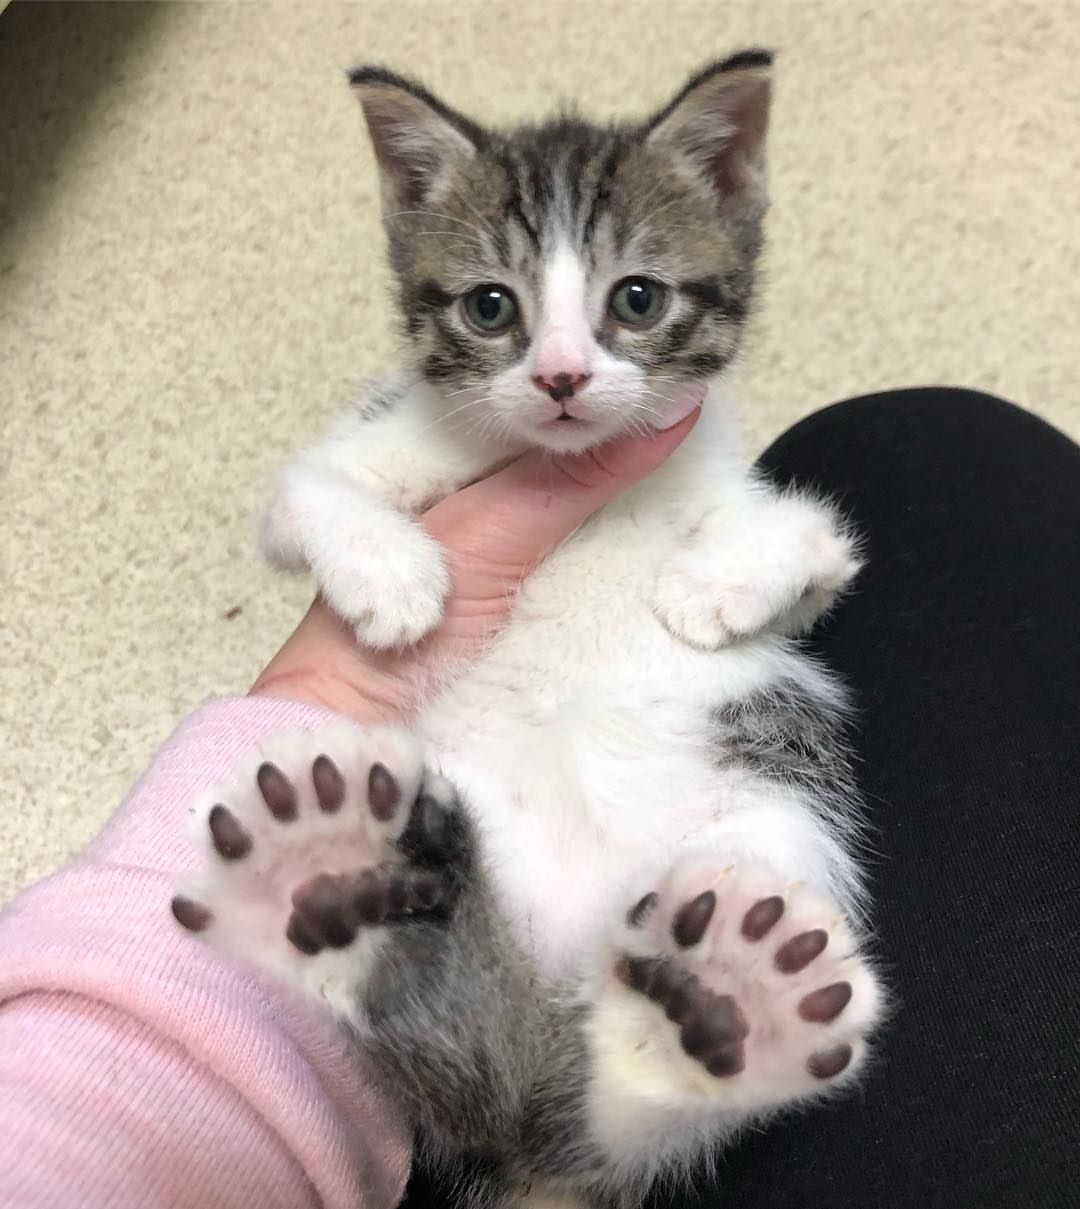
xmin=387 ymin=208 xmax=492 ymax=232
xmin=412 ymin=394 xmax=496 ymax=437
xmin=388 ymin=205 xmax=501 ymax=249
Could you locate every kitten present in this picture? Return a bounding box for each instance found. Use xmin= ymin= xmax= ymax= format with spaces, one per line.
xmin=174 ymin=51 xmax=885 ymax=1209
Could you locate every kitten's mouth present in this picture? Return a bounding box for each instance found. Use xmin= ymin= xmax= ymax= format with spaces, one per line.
xmin=534 ymin=411 xmax=603 ymax=449
xmin=540 ymin=413 xmax=593 ymax=434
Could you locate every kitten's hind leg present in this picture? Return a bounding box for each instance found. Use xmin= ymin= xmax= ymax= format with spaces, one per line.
xmin=506 ymin=860 xmax=882 ymax=1208
xmin=575 ymin=858 xmax=884 ymax=1176
xmin=171 ymin=721 xmax=464 ymax=1016
xmin=172 ymin=722 xmax=546 ymax=1163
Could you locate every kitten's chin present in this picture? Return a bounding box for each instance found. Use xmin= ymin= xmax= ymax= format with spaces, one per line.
xmin=528 ymin=417 xmax=622 ymax=453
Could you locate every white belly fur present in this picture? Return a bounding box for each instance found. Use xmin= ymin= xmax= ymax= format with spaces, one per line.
xmin=418 ymin=411 xmax=816 ymax=973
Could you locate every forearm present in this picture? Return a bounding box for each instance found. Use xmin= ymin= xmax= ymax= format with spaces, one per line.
xmin=0 ymin=696 xmax=412 ymax=1209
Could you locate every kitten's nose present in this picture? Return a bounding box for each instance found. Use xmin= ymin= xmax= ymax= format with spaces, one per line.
xmin=533 ymin=371 xmax=591 ymax=403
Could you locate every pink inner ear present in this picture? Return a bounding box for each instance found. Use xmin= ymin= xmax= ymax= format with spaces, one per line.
xmin=707 ymin=86 xmax=768 ymax=197
xmin=696 ymin=74 xmax=769 ymax=200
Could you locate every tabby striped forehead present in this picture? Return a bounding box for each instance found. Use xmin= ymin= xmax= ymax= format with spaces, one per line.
xmin=429 ymin=118 xmax=747 ymax=286
xmin=490 ymin=120 xmax=630 ymax=260
xmin=354 ymin=54 xmax=771 ymax=387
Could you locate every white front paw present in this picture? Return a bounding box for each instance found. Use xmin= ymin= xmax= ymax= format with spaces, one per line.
xmin=317 ymin=519 xmax=450 ymax=649
xmin=261 ymin=465 xmax=451 ymax=649
xmin=654 ymin=545 xmax=805 ymax=649
xmin=655 ymin=524 xmax=861 ymax=650
xmin=653 ymin=555 xmax=748 ymax=650
xmin=784 ymin=525 xmax=862 ymax=636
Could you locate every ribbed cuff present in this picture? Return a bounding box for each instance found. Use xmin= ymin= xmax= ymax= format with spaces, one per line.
xmin=0 ymin=697 xmax=412 ymax=1209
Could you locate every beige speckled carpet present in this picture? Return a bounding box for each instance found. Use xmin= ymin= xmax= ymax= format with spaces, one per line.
xmin=2 ymin=1 xmax=1078 ymax=903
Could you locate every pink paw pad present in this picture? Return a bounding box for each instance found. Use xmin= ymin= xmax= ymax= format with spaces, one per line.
xmin=615 ymin=863 xmax=882 ymax=1100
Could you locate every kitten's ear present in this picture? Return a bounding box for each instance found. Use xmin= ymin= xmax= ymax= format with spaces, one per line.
xmin=348 ymin=66 xmax=484 ymax=214
xmin=644 ymin=50 xmax=772 ymax=207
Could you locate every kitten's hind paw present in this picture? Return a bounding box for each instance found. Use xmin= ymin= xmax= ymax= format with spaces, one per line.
xmin=171 ymin=722 xmax=464 ymax=1014
xmin=589 ymin=860 xmax=883 ymax=1132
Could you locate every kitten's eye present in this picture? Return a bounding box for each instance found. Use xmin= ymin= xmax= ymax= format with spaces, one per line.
xmin=608 ymin=277 xmax=666 ymax=327
xmin=462 ymin=284 xmax=519 ymax=334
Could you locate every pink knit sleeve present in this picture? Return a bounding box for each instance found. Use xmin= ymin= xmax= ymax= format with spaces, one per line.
xmin=0 ymin=697 xmax=413 ymax=1209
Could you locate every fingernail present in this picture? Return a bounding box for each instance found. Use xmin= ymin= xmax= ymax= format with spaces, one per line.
xmin=654 ymin=383 xmax=707 ymax=430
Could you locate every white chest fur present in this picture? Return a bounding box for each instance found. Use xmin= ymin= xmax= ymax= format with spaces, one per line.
xmin=266 ymin=384 xmax=861 ymax=975
xmin=415 ymin=404 xmax=824 ymax=970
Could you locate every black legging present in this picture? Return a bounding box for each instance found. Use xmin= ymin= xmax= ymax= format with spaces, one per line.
xmin=683 ymin=387 xmax=1079 ymax=1209
xmin=407 ymin=388 xmax=1080 ymax=1209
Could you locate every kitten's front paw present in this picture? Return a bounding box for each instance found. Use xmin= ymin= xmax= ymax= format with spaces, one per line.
xmin=262 ymin=469 xmax=450 ymax=648
xmin=654 ymin=524 xmax=860 ymax=650
xmin=653 ymin=556 xmax=749 ymax=650
xmin=319 ymin=519 xmax=450 ymax=649
xmin=171 ymin=722 xmax=463 ymax=1013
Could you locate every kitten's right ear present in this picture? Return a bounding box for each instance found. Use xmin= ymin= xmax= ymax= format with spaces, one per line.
xmin=348 ymin=66 xmax=484 ymax=215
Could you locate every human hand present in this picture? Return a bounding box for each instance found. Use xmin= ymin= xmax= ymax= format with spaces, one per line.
xmin=251 ymin=406 xmax=700 ymax=724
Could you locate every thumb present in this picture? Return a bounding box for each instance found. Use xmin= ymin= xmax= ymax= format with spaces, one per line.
xmin=422 ymin=405 xmax=701 ymax=575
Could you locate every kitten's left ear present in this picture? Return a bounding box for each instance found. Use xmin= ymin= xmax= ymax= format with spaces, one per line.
xmin=348 ymin=66 xmax=484 ymax=215
xmin=644 ymin=50 xmax=772 ymax=207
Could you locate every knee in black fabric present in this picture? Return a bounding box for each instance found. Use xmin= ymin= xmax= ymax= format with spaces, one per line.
xmin=758 ymin=386 xmax=1072 ymax=480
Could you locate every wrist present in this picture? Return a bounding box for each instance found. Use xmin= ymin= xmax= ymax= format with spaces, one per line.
xmin=249 ymin=668 xmax=399 ymax=726
xmin=250 ymin=600 xmax=414 ymax=726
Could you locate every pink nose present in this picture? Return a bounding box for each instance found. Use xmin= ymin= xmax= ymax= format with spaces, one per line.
xmin=533 ymin=371 xmax=591 ymax=403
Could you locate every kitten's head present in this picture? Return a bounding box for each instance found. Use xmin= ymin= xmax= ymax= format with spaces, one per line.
xmin=350 ymin=52 xmax=772 ymax=451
